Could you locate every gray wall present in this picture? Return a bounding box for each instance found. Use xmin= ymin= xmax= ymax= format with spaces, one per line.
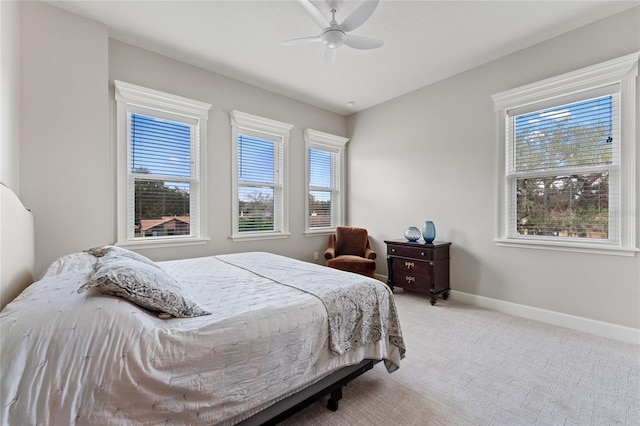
xmin=1 ymin=1 xmax=20 ymax=193
xmin=108 ymin=40 xmax=347 ymax=263
xmin=20 ymin=1 xmax=111 ymax=274
xmin=346 ymin=7 xmax=640 ymax=329
xmin=17 ymin=1 xmax=346 ymax=275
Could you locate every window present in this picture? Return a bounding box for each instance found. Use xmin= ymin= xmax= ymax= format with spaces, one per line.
xmin=230 ymin=110 xmax=293 ymax=241
xmin=304 ymin=129 xmax=348 ymax=233
xmin=115 ymin=81 xmax=211 ymax=247
xmin=492 ymin=53 xmax=639 ymax=256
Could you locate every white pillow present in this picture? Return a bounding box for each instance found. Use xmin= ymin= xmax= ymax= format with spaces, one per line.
xmin=85 ymin=245 xmax=158 ymax=267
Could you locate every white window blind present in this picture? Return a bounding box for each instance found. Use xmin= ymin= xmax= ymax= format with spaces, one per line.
xmin=230 ymin=110 xmax=293 ymax=241
xmin=304 ymin=129 xmax=348 ymax=233
xmin=507 ymin=93 xmax=619 ymax=242
xmin=308 ymin=147 xmax=339 ymax=228
xmin=237 ymin=134 xmax=282 ymax=233
xmin=130 ymin=113 xmax=196 ymax=238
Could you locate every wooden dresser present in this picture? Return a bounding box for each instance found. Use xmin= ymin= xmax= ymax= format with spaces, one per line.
xmin=384 ymin=240 xmax=451 ymax=305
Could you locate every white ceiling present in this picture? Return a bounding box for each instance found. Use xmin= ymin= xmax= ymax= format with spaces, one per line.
xmin=47 ymin=0 xmax=639 ymax=115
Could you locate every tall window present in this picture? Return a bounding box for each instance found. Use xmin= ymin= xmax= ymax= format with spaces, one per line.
xmin=305 ymin=129 xmax=348 ymax=233
xmin=115 ymin=81 xmax=211 ymax=247
xmin=492 ymin=53 xmax=638 ymax=256
xmin=231 ymin=110 xmax=293 ymax=241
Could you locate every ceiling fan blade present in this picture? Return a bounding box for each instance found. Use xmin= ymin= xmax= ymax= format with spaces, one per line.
xmin=344 ymin=34 xmax=384 ymax=50
xmin=324 ymin=48 xmax=337 ymax=65
xmin=282 ymin=36 xmax=322 ymax=46
xmin=297 ymin=0 xmax=330 ymax=30
xmin=340 ymin=0 xmax=380 ymax=33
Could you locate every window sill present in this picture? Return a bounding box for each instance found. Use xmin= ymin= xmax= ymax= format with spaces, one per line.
xmin=117 ymin=236 xmax=209 ymax=250
xmin=230 ymin=232 xmax=291 ymax=242
xmin=304 ymin=228 xmax=336 ymax=236
xmin=495 ymin=238 xmax=639 ymax=257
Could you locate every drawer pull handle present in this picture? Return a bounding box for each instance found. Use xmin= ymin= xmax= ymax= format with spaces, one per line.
xmin=405 ymin=276 xmax=415 ymax=284
xmin=421 ymin=252 xmax=425 ymax=256
xmin=391 ymin=248 xmax=396 ymax=252
xmin=404 ymin=261 xmax=414 ymax=269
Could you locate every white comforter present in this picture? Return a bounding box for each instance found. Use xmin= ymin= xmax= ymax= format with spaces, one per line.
xmin=1 ymin=252 xmax=404 ymax=425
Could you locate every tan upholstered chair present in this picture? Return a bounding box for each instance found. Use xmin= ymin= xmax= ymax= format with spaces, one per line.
xmin=324 ymin=227 xmax=376 ymax=278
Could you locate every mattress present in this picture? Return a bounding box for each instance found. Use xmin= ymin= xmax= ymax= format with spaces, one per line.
xmin=1 ymin=251 xmax=404 ymax=425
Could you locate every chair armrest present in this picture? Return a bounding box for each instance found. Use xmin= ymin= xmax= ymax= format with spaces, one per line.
xmin=364 ymin=248 xmax=377 ymax=260
xmin=324 ymin=247 xmax=335 ymax=260
xmin=324 ymin=233 xmax=336 ymax=260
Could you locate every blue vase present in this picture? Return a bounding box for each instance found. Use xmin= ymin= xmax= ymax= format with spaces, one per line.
xmin=404 ymin=226 xmax=421 ymax=242
xmin=422 ymin=221 xmax=436 ymax=243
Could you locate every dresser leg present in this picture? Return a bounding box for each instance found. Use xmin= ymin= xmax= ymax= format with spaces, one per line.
xmin=386 ymin=254 xmax=394 ymax=292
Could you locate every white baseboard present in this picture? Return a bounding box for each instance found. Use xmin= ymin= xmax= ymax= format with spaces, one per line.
xmin=378 ymin=271 xmax=640 ymax=345
xmin=449 ymin=290 xmax=640 ymax=345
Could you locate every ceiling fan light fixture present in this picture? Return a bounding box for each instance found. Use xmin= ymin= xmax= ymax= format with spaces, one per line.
xmin=283 ymin=0 xmax=382 ymax=63
xmin=322 ymin=29 xmax=346 ymax=49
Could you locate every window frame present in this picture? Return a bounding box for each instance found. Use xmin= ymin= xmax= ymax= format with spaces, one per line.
xmin=230 ymin=110 xmax=293 ymax=241
xmin=304 ymin=129 xmax=348 ymax=234
xmin=115 ymin=80 xmax=211 ymax=248
xmin=491 ymin=53 xmax=639 ymax=256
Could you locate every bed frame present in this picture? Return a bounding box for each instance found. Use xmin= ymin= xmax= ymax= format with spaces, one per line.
xmin=239 ymin=358 xmax=378 ymax=425
xmin=0 ymin=182 xmax=377 ymax=423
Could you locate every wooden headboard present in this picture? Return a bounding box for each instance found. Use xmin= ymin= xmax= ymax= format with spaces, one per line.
xmin=1 ymin=183 xmax=35 ymax=310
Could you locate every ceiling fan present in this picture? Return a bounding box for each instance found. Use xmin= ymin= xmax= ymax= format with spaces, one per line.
xmin=283 ymin=0 xmax=384 ymax=64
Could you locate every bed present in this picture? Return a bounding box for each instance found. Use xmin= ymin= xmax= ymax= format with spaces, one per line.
xmin=0 ymin=184 xmax=405 ymax=425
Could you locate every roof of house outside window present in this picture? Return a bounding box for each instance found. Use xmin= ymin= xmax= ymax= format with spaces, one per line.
xmin=139 ymin=216 xmax=190 ymax=233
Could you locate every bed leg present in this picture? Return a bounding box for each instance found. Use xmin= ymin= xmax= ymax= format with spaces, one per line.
xmin=327 ymin=387 xmax=342 ymax=411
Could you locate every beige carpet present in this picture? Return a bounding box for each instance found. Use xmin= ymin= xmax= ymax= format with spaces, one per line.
xmin=281 ymin=290 xmax=640 ymax=425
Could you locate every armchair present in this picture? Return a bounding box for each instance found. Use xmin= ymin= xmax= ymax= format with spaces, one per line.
xmin=324 ymin=227 xmax=377 ymax=278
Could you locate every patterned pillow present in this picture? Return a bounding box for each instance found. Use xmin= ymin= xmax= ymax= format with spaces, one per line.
xmin=78 ymin=256 xmax=210 ymax=318
xmin=84 ymin=245 xmax=158 ymax=268
xmin=85 ymin=245 xmax=118 ymax=257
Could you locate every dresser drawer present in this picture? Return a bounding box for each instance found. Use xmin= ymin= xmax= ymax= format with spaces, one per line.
xmin=391 ymin=270 xmax=431 ymax=293
xmin=386 ymin=244 xmax=449 ymax=261
xmin=390 ymin=257 xmax=431 ymax=276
